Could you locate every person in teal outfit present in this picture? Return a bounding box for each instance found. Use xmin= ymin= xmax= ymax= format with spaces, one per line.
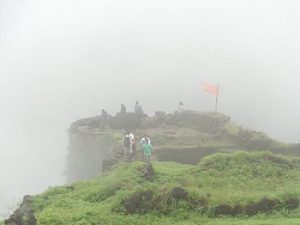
xmin=142 ymin=138 xmax=152 ymax=162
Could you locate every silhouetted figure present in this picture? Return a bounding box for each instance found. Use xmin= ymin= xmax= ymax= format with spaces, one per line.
xmin=175 ymin=101 xmax=184 ymax=114
xmin=134 ymin=101 xmax=143 ymax=115
xmin=120 ymin=104 xmax=126 ymax=114
xmin=97 ymin=109 xmax=109 ymax=128
xmin=101 ymin=109 xmax=108 ymax=119
xmin=175 ymin=102 xmax=184 ymax=115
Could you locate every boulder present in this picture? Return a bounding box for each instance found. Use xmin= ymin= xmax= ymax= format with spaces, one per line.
xmin=5 ymin=195 xmax=36 ymax=225
xmin=171 ymin=187 xmax=188 ymax=200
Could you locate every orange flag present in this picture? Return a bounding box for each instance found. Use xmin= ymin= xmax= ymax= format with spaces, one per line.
xmin=201 ymin=82 xmax=219 ymax=97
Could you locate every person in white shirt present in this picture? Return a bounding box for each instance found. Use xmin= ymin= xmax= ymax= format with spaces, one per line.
xmin=129 ymin=132 xmax=136 ymax=159
xmin=123 ymin=132 xmax=133 ymax=162
xmin=140 ymin=134 xmax=151 ymax=146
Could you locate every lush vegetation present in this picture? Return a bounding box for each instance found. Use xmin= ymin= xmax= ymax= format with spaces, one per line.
xmin=31 ymin=151 xmax=300 ymax=225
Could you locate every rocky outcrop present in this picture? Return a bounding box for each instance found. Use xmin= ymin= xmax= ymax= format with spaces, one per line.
xmin=4 ymin=196 xmax=36 ymax=225
xmin=67 ymin=120 xmax=124 ymax=183
xmin=171 ymin=187 xmax=188 ymax=200
xmin=66 ymin=110 xmax=299 ymax=183
xmin=66 ymin=111 xmax=232 ymax=183
xmin=140 ymin=163 xmax=154 ymax=181
xmin=123 ymin=191 xmax=154 ymax=214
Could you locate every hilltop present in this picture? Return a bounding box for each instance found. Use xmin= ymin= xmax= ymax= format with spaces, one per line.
xmin=66 ymin=110 xmax=299 ymax=182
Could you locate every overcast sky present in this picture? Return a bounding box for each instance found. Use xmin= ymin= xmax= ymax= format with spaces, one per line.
xmin=1 ymin=0 xmax=300 ymax=218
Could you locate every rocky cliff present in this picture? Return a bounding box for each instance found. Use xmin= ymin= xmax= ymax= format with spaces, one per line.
xmin=66 ymin=110 xmax=299 ymax=183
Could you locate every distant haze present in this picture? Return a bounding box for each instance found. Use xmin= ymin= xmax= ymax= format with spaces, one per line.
xmin=1 ymin=0 xmax=300 ymax=218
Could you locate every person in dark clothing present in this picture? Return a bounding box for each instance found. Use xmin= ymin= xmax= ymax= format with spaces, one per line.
xmin=134 ymin=101 xmax=143 ymax=115
xmin=177 ymin=102 xmax=184 ymax=112
xmin=98 ymin=109 xmax=109 ymax=128
xmin=101 ymin=109 xmax=108 ymax=119
xmin=120 ymin=104 xmax=126 ymax=114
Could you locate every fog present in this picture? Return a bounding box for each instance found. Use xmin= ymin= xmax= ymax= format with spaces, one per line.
xmin=1 ymin=0 xmax=300 ymax=218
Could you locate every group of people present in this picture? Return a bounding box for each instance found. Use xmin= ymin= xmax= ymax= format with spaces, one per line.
xmin=100 ymin=101 xmax=144 ymax=119
xmin=123 ymin=131 xmax=152 ymax=163
xmin=102 ymin=101 xmax=185 ymax=118
xmin=119 ymin=101 xmax=144 ymax=116
xmin=101 ymin=100 xmax=186 ymax=163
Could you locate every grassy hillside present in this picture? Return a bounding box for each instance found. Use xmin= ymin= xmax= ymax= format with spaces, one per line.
xmin=30 ymin=151 xmax=300 ymax=225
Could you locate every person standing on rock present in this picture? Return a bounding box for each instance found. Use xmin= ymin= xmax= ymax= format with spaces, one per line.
xmin=134 ymin=101 xmax=145 ymax=128
xmin=134 ymin=101 xmax=143 ymax=116
xmin=142 ymin=138 xmax=152 ymax=163
xmin=120 ymin=104 xmax=126 ymax=114
xmin=101 ymin=109 xmax=108 ymax=118
xmin=99 ymin=109 xmax=109 ymax=128
xmin=176 ymin=101 xmax=184 ymax=114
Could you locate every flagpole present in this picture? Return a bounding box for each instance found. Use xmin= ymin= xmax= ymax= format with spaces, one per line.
xmin=215 ymin=84 xmax=219 ymax=113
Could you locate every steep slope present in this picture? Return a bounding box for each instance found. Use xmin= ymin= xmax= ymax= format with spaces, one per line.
xmin=7 ymin=151 xmax=300 ymax=225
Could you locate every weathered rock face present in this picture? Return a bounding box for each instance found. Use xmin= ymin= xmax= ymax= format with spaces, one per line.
xmin=123 ymin=190 xmax=154 ymax=214
xmin=66 ymin=111 xmax=298 ymax=183
xmin=171 ymin=187 xmax=188 ymax=199
xmin=4 ymin=196 xmax=36 ymax=225
xmin=156 ymin=146 xmax=220 ymax=165
xmin=66 ymin=111 xmax=231 ymax=183
xmin=67 ymin=123 xmax=123 ymax=183
xmin=140 ymin=163 xmax=154 ymax=181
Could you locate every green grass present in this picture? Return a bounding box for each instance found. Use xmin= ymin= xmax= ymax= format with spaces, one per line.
xmin=32 ymin=152 xmax=300 ymax=225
